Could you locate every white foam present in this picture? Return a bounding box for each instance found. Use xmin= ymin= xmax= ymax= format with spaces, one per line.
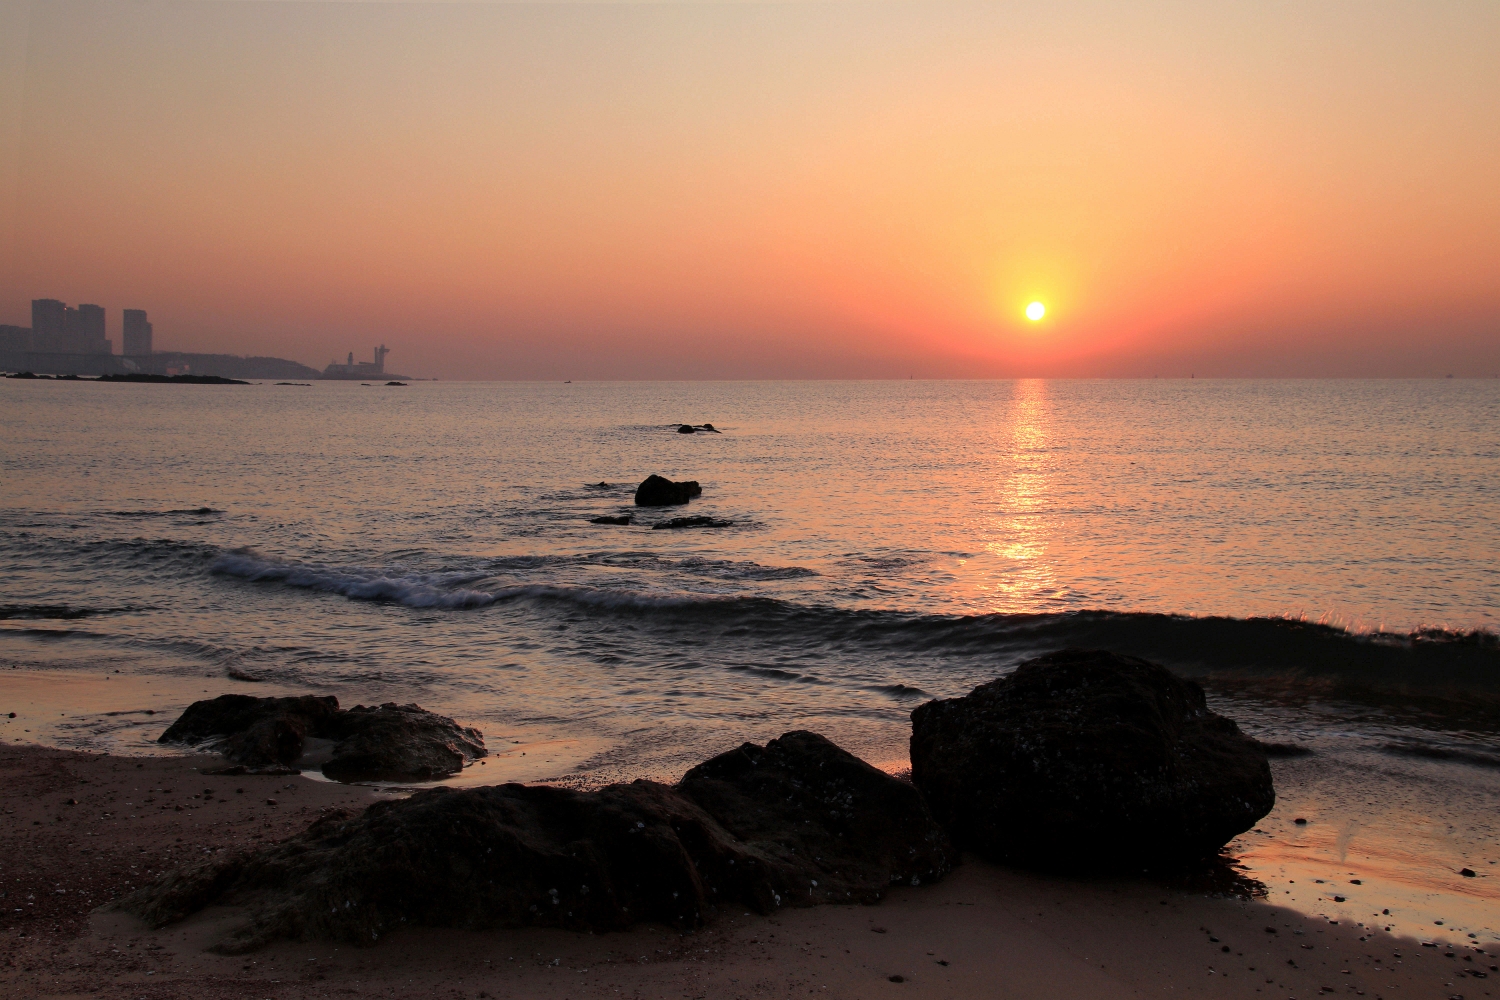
xmin=209 ymin=552 xmax=746 ymax=612
xmin=211 ymin=553 xmax=497 ymax=609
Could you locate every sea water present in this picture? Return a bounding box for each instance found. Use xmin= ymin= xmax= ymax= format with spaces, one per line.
xmin=2 ymin=378 xmax=1497 ymax=938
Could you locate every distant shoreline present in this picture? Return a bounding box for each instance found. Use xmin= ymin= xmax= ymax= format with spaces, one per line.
xmin=5 ymin=371 xmax=249 ymax=384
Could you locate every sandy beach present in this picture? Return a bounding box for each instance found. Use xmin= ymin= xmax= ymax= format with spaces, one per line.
xmin=4 ymin=742 xmax=1495 ymax=1000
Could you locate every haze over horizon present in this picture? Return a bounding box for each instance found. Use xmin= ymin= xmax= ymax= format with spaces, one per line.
xmin=1 ymin=0 xmax=1497 ymax=380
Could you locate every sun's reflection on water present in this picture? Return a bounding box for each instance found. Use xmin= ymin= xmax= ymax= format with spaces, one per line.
xmin=976 ymin=379 xmax=1060 ymax=610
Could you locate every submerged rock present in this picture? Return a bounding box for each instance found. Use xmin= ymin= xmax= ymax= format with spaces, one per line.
xmin=590 ymin=514 xmax=632 ymax=525
xmin=909 ymin=649 xmax=1273 ymax=869
xmin=158 ymin=695 xmax=485 ymax=781
xmin=651 ymin=516 xmax=731 ymax=530
xmin=119 ymin=731 xmax=951 ymax=951
xmin=677 ymin=424 xmax=696 ymax=433
xmin=634 ymin=474 xmax=702 ymax=506
xmin=323 ymin=703 xmax=487 ymax=782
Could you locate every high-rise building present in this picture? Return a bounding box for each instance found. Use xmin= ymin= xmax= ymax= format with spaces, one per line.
xmin=122 ymin=309 xmax=153 ymax=355
xmin=31 ymin=299 xmax=66 ymax=351
xmin=77 ymin=304 xmax=108 ymax=354
xmin=40 ymin=301 xmax=111 ymax=354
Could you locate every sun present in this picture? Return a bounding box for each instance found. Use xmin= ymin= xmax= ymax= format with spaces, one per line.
xmin=1025 ymin=301 xmax=1046 ymax=321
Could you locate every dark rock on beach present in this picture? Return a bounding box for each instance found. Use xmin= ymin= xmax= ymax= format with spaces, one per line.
xmin=158 ymin=694 xmax=340 ymax=768
xmin=591 ymin=514 xmax=632 ymax=525
xmin=323 ymin=703 xmax=487 ymax=782
xmin=634 ymin=474 xmax=703 ymax=506
xmin=909 ymin=648 xmax=1274 ymax=869
xmin=119 ymin=731 xmax=951 ymax=951
xmin=678 ymin=730 xmax=952 ymax=896
xmin=652 ymin=516 xmax=732 ymax=530
xmin=158 ymin=695 xmax=486 ymax=781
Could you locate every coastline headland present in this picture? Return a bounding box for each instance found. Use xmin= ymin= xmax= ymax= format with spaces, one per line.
xmin=318 ymin=344 xmax=413 ymax=381
xmin=0 ymin=349 xmax=320 ymax=380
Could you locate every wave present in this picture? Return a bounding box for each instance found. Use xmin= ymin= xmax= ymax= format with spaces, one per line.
xmin=0 ymin=533 xmax=224 ymax=574
xmin=674 ymin=556 xmax=817 ymax=581
xmin=480 ymin=551 xmax=814 ymax=581
xmin=103 ymin=507 xmax=224 ymax=518
xmin=1382 ymin=741 xmax=1500 ymax=769
xmin=18 ymin=534 xmax=1495 ymax=704
xmin=208 ymin=551 xmax=1500 ymax=700
xmin=490 ymin=589 xmax=1500 ymax=701
xmin=206 ymin=548 xmax=818 ymax=609
xmin=211 ymin=552 xmax=498 ymax=609
xmin=0 ymin=604 xmax=104 ymax=621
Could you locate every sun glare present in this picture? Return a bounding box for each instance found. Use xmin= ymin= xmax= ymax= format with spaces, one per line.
xmin=1026 ymin=302 xmax=1046 ymax=321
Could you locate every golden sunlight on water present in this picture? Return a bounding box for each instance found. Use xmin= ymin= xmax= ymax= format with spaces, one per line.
xmin=978 ymin=379 xmax=1059 ymax=610
xmin=1236 ymin=808 xmax=1500 ymax=943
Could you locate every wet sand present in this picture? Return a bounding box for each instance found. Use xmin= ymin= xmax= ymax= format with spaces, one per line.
xmin=4 ymin=743 xmax=1497 ymax=1000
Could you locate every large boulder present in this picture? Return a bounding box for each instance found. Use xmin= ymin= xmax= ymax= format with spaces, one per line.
xmin=909 ymin=649 xmax=1273 ymax=869
xmin=157 ymin=694 xmax=340 ymax=767
xmin=119 ymin=731 xmax=952 ymax=951
xmin=158 ymin=695 xmax=486 ymax=781
xmin=680 ymin=730 xmax=952 ymax=895
xmin=634 ymin=474 xmax=702 ymax=506
xmin=323 ymin=703 xmax=487 ymax=782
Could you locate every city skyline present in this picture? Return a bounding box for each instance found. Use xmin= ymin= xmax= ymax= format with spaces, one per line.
xmin=4 ymin=298 xmax=149 ymax=357
xmin=0 ymin=292 xmax=409 ymax=380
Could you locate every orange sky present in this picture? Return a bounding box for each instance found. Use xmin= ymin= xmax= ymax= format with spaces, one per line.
xmin=1 ymin=0 xmax=1497 ymax=379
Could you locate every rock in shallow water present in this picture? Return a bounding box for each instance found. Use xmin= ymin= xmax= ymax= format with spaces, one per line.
xmin=157 ymin=695 xmax=486 ymax=781
xmin=120 ymin=731 xmax=952 ymax=951
xmin=634 ymin=474 xmax=703 ymax=506
xmin=651 ymin=515 xmax=732 ymax=530
xmin=158 ymin=694 xmax=339 ymax=768
xmin=909 ymin=648 xmax=1273 ymax=869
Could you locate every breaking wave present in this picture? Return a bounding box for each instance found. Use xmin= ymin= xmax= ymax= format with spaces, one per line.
xmin=210 ymin=552 xmax=498 ymax=609
xmin=203 ymin=549 xmax=1500 ymax=700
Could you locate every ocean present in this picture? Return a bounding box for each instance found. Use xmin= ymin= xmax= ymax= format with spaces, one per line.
xmin=2 ymin=377 xmax=1497 ymax=938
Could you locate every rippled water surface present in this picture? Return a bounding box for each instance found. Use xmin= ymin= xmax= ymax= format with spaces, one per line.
xmin=3 ymin=377 xmax=1498 ymax=936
